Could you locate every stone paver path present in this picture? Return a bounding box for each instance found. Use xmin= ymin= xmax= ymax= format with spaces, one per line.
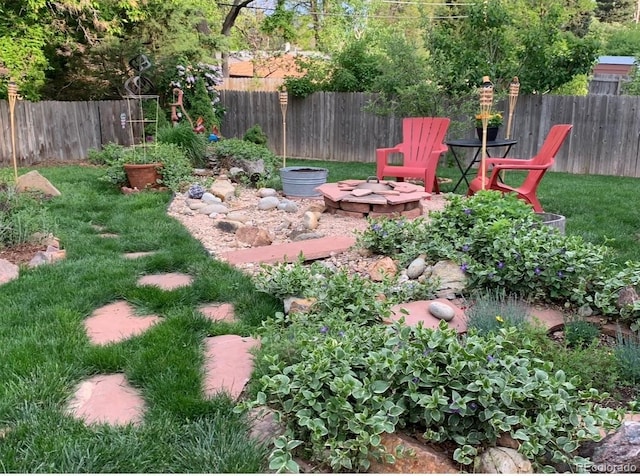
xmin=123 ymin=251 xmax=157 ymax=260
xmin=84 ymin=301 xmax=162 ymax=346
xmin=203 ymin=335 xmax=260 ymax=400
xmin=66 ymin=373 xmax=145 ymax=426
xmin=387 ymin=299 xmax=468 ymax=333
xmin=69 ymin=238 xmax=570 ymax=428
xmin=137 ymin=272 xmax=193 ymax=290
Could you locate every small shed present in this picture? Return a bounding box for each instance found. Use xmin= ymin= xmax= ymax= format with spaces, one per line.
xmin=589 ymin=56 xmax=637 ymax=95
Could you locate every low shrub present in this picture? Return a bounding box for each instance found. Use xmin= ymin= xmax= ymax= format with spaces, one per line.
xmin=209 ymin=138 xmax=280 ymax=184
xmin=465 ymin=290 xmax=530 ymax=336
xmin=246 ymin=320 xmax=621 ymax=472
xmin=614 ymin=328 xmax=640 ymax=385
xmin=564 ymin=318 xmax=600 ymax=348
xmin=243 ymin=125 xmax=268 ymax=145
xmin=156 ymin=124 xmax=207 ymax=166
xmin=0 ymin=183 xmax=56 ymax=248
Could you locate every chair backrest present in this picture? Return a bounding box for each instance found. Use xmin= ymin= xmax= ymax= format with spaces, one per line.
xmin=398 ymin=117 xmax=450 ymax=166
xmin=522 ymin=124 xmax=572 ymax=190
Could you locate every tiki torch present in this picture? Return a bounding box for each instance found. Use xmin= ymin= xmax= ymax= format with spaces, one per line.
xmin=506 ymin=76 xmax=520 ymax=140
xmin=479 ymin=76 xmax=494 ymax=189
xmin=7 ymin=80 xmax=19 ymax=182
xmin=279 ymin=89 xmax=288 ymax=168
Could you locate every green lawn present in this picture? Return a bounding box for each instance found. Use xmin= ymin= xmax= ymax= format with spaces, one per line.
xmin=0 ymin=165 xmax=279 ymax=472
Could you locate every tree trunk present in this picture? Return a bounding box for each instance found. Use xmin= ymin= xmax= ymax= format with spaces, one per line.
xmin=220 ymin=0 xmax=256 ymax=77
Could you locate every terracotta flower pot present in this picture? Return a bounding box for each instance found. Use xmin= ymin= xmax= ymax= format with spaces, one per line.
xmin=123 ymin=163 xmax=162 ymax=189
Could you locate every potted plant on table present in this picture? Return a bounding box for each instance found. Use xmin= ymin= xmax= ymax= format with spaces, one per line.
xmin=475 ymin=111 xmax=503 ymax=141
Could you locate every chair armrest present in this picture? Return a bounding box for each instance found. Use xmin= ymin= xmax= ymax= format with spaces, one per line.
xmin=485 ymin=163 xmax=551 ymax=187
xmin=376 ymin=147 xmax=402 ymax=168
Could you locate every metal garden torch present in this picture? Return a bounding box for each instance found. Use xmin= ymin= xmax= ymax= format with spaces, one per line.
xmin=506 ymin=76 xmax=520 ymax=140
xmin=479 ymin=76 xmax=494 ymax=189
xmin=279 ymin=89 xmax=288 ymax=168
xmin=7 ymin=80 xmax=19 ymax=182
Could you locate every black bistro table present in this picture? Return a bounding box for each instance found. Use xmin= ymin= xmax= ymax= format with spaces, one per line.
xmin=446 ymin=138 xmax=518 ymax=192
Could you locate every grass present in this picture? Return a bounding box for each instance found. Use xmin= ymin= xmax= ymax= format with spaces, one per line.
xmin=287 ymin=157 xmax=640 ymax=264
xmin=0 ymin=165 xmax=279 ymax=472
xmin=2 ymin=159 xmax=639 ymax=471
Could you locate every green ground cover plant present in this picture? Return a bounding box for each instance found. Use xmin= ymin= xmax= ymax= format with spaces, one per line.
xmin=0 ymin=182 xmax=57 ymax=248
xmin=0 ymin=165 xmax=277 ymax=472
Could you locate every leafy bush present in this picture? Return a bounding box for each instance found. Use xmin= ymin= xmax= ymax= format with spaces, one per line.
xmin=87 ymin=143 xmax=127 ymax=166
xmin=465 ymin=290 xmax=530 ymax=336
xmin=0 ymin=183 xmax=56 ymax=248
xmin=356 ymin=191 xmax=610 ymax=306
xmin=247 ymin=319 xmax=620 ymax=472
xmin=590 ymin=263 xmax=640 ymax=328
xmin=243 ymin=125 xmax=268 ymax=145
xmin=157 ymin=124 xmax=207 ymax=166
xmin=564 ymin=318 xmax=600 ymax=348
xmin=209 ymin=138 xmax=280 ymax=178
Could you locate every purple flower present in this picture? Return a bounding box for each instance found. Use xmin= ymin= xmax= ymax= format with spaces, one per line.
xmin=462 ymin=245 xmax=470 ymax=252
xmin=460 ymin=263 xmax=469 ymax=272
xmin=412 ymin=377 xmax=419 ymax=383
xmin=488 ymin=272 xmax=495 ymax=279
xmin=464 ymin=208 xmax=472 ymax=215
xmin=497 ymin=261 xmax=504 ymax=269
xmin=534 ymin=267 xmax=541 ymax=275
xmin=423 ymin=349 xmax=433 ymax=356
xmin=469 ymin=402 xmax=478 ymax=410
xmin=450 ymin=407 xmax=461 ymax=414
xmin=487 ymin=355 xmax=495 ymax=362
xmin=320 ymin=326 xmax=329 ymax=334
xmin=372 ymin=223 xmax=382 ymax=232
xmin=338 ymin=331 xmax=345 ymax=337
xmin=557 ymin=271 xmax=564 ymax=278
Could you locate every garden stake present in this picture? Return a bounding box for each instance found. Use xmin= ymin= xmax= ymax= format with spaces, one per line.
xmin=8 ymin=80 xmax=19 ymax=182
xmin=506 ymin=77 xmax=520 ymax=140
xmin=279 ymin=89 xmax=288 ymax=168
xmin=479 ymin=76 xmax=494 ymax=190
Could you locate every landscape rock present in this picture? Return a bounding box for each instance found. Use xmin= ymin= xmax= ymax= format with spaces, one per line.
xmin=187 ymin=184 xmax=205 ymax=199
xmin=585 ymin=421 xmax=640 ymax=473
xmin=428 ymin=301 xmax=455 ymax=321
xmin=216 ymin=220 xmax=243 ymax=233
xmin=284 ymin=297 xmax=317 ymax=315
xmin=198 ymin=204 xmax=229 ymax=215
xmin=406 ymin=257 xmax=427 ymax=279
xmin=474 ymin=447 xmax=533 ymax=473
xmin=226 ymin=211 xmax=250 ymax=223
xmin=188 ymin=200 xmax=207 ymax=210
xmin=16 ymin=170 xmax=61 ymax=197
xmin=258 ymin=188 xmax=278 ymax=198
xmin=368 ymin=257 xmax=398 ymax=281
xmin=257 ymin=196 xmax=280 ymax=210
xmin=368 ymin=432 xmax=459 ymax=474
xmin=429 ymin=260 xmax=467 ymax=298
xmin=617 ymin=286 xmax=640 ymax=312
xmin=278 ymin=200 xmax=298 ymax=213
xmin=0 ymin=259 xmax=19 ymax=285
xmin=248 ymin=406 xmax=285 ymax=446
xmin=236 ymin=227 xmax=272 ymax=247
xmin=209 ymin=175 xmax=236 ymax=202
xmin=290 ymin=231 xmax=324 ymax=241
xmin=303 ymin=211 xmax=319 ymax=230
xmin=201 ymin=192 xmax=222 ymax=204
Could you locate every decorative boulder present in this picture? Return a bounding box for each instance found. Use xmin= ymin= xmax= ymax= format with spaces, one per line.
xmin=474 ymin=447 xmax=533 ymax=473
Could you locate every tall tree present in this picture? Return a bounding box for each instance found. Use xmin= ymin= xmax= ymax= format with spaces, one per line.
xmin=595 ymin=0 xmax=635 ymax=23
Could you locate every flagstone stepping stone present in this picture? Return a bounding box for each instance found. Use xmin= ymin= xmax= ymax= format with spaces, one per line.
xmin=387 ymin=299 xmax=467 ymax=333
xmin=123 ymin=251 xmax=157 ymax=260
xmin=66 ymin=373 xmax=145 ymax=426
xmin=203 ymin=335 xmax=260 ymax=400
xmin=198 ymin=303 xmax=236 ymax=323
xmin=84 ymin=301 xmax=161 ymax=345
xmin=137 ymin=272 xmax=193 ymax=290
xmin=99 ymin=233 xmax=119 ymax=238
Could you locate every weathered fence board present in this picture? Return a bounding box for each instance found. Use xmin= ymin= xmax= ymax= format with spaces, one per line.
xmin=2 ymin=93 xmax=640 ymax=179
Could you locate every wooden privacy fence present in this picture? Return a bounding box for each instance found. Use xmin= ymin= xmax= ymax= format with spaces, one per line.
xmin=0 ymin=99 xmax=139 ymax=166
xmin=220 ymin=91 xmax=640 ymax=178
xmin=1 ymin=92 xmax=640 ymax=178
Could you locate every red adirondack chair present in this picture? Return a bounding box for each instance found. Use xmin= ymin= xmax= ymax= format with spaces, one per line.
xmin=376 ymin=117 xmax=450 ymax=193
xmin=467 ymin=124 xmax=573 ymax=212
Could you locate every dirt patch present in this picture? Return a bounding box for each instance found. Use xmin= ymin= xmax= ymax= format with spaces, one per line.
xmin=0 ymin=242 xmax=45 ymax=266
